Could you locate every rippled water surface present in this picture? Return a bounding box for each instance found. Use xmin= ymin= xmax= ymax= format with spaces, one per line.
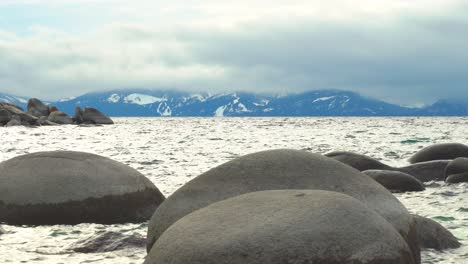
xmin=0 ymin=117 xmax=467 ymax=263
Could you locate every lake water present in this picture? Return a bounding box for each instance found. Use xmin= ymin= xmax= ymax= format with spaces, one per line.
xmin=0 ymin=117 xmax=467 ymax=263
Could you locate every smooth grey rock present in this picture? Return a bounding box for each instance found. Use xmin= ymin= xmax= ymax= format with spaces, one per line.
xmin=147 ymin=149 xmax=419 ymax=262
xmin=398 ymin=160 xmax=450 ymax=182
xmin=82 ymin=107 xmax=113 ymax=125
xmin=5 ymin=118 xmax=21 ymax=127
xmin=412 ymin=215 xmax=461 ymax=250
xmin=0 ymin=151 xmax=165 ymax=225
xmin=325 ymin=151 xmax=392 ymax=171
xmin=71 ymin=231 xmax=146 ymax=253
xmin=146 ymin=190 xmax=417 ymax=264
xmin=445 ymin=157 xmax=468 ymax=183
xmin=74 ymin=106 xmax=84 ymax=124
xmin=36 ymin=116 xmax=58 ymax=126
xmin=0 ymin=109 xmax=12 ymax=125
xmin=48 ymin=111 xmax=73 ymax=124
xmin=27 ymin=98 xmax=49 ymax=117
xmin=409 ymin=143 xmax=468 ymax=164
xmin=363 ymin=170 xmax=425 ymax=193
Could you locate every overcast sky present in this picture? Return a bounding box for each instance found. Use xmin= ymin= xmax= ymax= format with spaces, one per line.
xmin=0 ymin=0 xmax=467 ymax=105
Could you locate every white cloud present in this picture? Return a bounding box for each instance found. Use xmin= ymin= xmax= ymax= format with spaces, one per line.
xmin=0 ymin=0 xmax=467 ymax=104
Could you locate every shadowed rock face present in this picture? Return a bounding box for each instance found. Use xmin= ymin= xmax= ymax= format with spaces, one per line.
xmin=0 ymin=151 xmax=165 ymax=225
xmin=27 ymin=98 xmax=49 ymax=117
xmin=0 ymin=102 xmax=38 ymax=124
xmin=82 ymin=107 xmax=114 ymax=124
xmin=147 ymin=149 xmax=420 ymax=263
xmin=412 ymin=215 xmax=461 ymax=250
xmin=325 ymin=151 xmax=392 ymax=171
xmin=363 ymin=170 xmax=425 ymax=193
xmin=398 ymin=160 xmax=450 ymax=182
xmin=146 ymin=190 xmax=417 ymax=264
xmin=409 ymin=143 xmax=468 ymax=164
xmin=0 ymin=109 xmax=12 ymax=125
xmin=71 ymin=231 xmax=146 ymax=253
xmin=445 ymin=157 xmax=468 ymax=183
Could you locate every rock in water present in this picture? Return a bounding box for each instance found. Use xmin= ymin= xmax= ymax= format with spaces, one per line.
xmin=0 ymin=151 xmax=165 ymax=225
xmin=147 ymin=149 xmax=419 ymax=262
xmin=27 ymin=98 xmax=49 ymax=117
xmin=445 ymin=157 xmax=468 ymax=183
xmin=363 ymin=170 xmax=425 ymax=192
xmin=412 ymin=215 xmax=461 ymax=250
xmin=325 ymin=151 xmax=392 ymax=171
xmin=48 ymin=111 xmax=73 ymax=124
xmin=397 ymin=160 xmax=450 ymax=182
xmin=82 ymin=107 xmax=113 ymax=124
xmin=5 ymin=115 xmax=21 ymax=127
xmin=74 ymin=106 xmax=84 ymax=124
xmin=409 ymin=143 xmax=468 ymax=164
xmin=0 ymin=109 xmax=12 ymax=125
xmin=36 ymin=116 xmax=58 ymax=126
xmin=71 ymin=231 xmax=146 ymax=253
xmin=146 ymin=190 xmax=417 ymax=264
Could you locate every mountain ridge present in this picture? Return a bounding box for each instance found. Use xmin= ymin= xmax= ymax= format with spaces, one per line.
xmin=1 ymin=89 xmax=467 ymax=117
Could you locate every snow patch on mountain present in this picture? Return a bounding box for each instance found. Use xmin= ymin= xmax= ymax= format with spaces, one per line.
xmin=312 ymin=96 xmax=336 ymax=103
xmin=124 ymin=93 xmax=166 ymax=105
xmin=107 ymin=94 xmax=121 ymax=103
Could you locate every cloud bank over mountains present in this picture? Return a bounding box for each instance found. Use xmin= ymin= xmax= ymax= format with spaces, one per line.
xmin=0 ymin=0 xmax=467 ymax=105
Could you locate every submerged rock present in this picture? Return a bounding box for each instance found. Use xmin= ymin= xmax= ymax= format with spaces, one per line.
xmin=147 ymin=149 xmax=419 ymax=262
xmin=71 ymin=231 xmax=146 ymax=253
xmin=445 ymin=158 xmax=468 ymax=183
xmin=412 ymin=215 xmax=461 ymax=250
xmin=82 ymin=107 xmax=114 ymax=124
xmin=0 ymin=151 xmax=165 ymax=225
xmin=409 ymin=143 xmax=468 ymax=164
xmin=325 ymin=151 xmax=392 ymax=171
xmin=397 ymin=160 xmax=450 ymax=182
xmin=363 ymin=170 xmax=425 ymax=192
xmin=146 ymin=190 xmax=417 ymax=264
xmin=27 ymin=98 xmax=49 ymax=117
xmin=48 ymin=111 xmax=73 ymax=124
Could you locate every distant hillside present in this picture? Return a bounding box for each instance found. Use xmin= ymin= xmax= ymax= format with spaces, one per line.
xmin=1 ymin=90 xmax=467 ymax=117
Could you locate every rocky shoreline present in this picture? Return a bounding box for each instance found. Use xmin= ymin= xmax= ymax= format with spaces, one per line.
xmin=0 ymin=98 xmax=113 ymax=127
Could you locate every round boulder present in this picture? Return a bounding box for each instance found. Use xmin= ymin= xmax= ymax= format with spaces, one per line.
xmin=408 ymin=143 xmax=468 ymax=164
xmin=71 ymin=231 xmax=146 ymax=253
xmin=445 ymin=157 xmax=468 ymax=183
xmin=82 ymin=107 xmax=114 ymax=124
xmin=363 ymin=170 xmax=425 ymax=193
xmin=0 ymin=151 xmax=165 ymax=225
xmin=147 ymin=149 xmax=419 ymax=262
xmin=397 ymin=160 xmax=450 ymax=182
xmin=48 ymin=111 xmax=73 ymax=124
xmin=412 ymin=215 xmax=461 ymax=250
xmin=27 ymin=98 xmax=49 ymax=117
xmin=325 ymin=151 xmax=392 ymax=171
xmin=146 ymin=190 xmax=416 ymax=264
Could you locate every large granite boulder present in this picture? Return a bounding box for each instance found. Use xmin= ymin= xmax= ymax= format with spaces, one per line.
xmin=82 ymin=107 xmax=113 ymax=124
xmin=27 ymin=98 xmax=49 ymax=117
xmin=363 ymin=170 xmax=425 ymax=193
xmin=0 ymin=151 xmax=165 ymax=225
xmin=325 ymin=151 xmax=392 ymax=171
xmin=48 ymin=111 xmax=73 ymax=124
xmin=398 ymin=160 xmax=450 ymax=182
xmin=445 ymin=157 xmax=468 ymax=183
xmin=409 ymin=143 xmax=468 ymax=164
xmin=147 ymin=149 xmax=420 ymax=262
xmin=146 ymin=190 xmax=417 ymax=264
xmin=412 ymin=215 xmax=461 ymax=250
xmin=5 ymin=115 xmax=21 ymax=127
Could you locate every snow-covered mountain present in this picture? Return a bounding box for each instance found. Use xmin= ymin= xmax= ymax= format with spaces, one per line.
xmin=0 ymin=93 xmax=28 ymax=110
xmin=2 ymin=89 xmax=468 ymax=116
